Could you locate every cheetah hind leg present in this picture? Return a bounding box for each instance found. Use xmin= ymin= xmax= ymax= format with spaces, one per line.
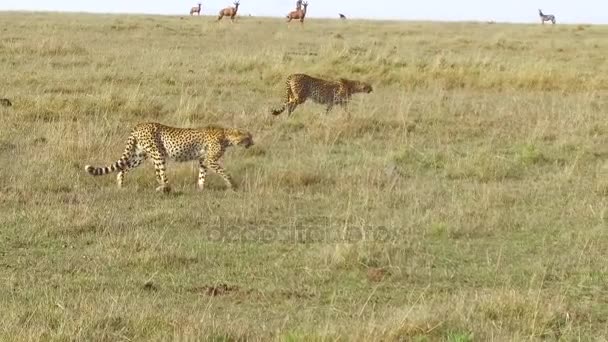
xmin=116 ymin=151 xmax=147 ymax=188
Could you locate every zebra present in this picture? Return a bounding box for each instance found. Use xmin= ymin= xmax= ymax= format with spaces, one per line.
xmin=538 ymin=9 xmax=556 ymax=25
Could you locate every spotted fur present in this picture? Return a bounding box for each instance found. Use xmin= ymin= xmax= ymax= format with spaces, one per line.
xmin=84 ymin=122 xmax=253 ymax=192
xmin=271 ymin=73 xmax=372 ymax=117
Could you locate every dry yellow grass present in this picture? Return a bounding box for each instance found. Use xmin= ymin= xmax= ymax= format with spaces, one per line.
xmin=1 ymin=11 xmax=608 ymax=341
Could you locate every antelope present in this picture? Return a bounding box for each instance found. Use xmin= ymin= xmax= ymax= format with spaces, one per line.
xmin=538 ymin=9 xmax=556 ymax=24
xmin=287 ymin=1 xmax=308 ymax=24
xmin=190 ymin=3 xmax=202 ymax=16
xmin=339 ymin=13 xmax=346 ymax=20
xmin=218 ymin=1 xmax=240 ymax=22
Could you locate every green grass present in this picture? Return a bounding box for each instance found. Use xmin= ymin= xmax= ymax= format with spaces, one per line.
xmin=1 ymin=11 xmax=608 ymax=340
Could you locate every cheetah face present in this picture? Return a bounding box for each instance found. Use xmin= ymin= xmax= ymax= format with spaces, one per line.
xmin=228 ymin=130 xmax=254 ymax=148
xmin=341 ymin=79 xmax=373 ymax=94
xmin=239 ymin=133 xmax=254 ymax=148
xmin=356 ymin=82 xmax=373 ymax=93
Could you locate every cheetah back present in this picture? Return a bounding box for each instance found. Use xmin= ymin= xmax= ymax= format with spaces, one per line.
xmin=289 ymin=74 xmax=342 ymax=105
xmin=271 ymin=74 xmax=372 ymax=116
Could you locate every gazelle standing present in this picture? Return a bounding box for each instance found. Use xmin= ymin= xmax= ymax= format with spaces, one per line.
xmin=538 ymin=9 xmax=556 ymax=24
xmin=218 ymin=1 xmax=240 ymax=22
xmin=190 ymin=3 xmax=202 ymax=16
xmin=287 ymin=1 xmax=308 ymax=24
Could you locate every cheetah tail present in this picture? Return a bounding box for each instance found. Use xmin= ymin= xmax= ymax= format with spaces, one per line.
xmin=84 ymin=135 xmax=136 ymax=176
xmin=84 ymin=161 xmax=126 ymax=176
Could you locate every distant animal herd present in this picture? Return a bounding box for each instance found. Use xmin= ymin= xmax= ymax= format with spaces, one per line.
xmin=187 ymin=1 xmax=558 ymax=25
xmin=0 ymin=4 xmax=562 ymax=192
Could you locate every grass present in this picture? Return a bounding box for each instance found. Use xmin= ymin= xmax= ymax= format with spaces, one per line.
xmin=1 ymin=11 xmax=608 ymax=340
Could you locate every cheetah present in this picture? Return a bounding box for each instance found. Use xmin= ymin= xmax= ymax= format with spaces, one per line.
xmin=84 ymin=122 xmax=254 ymax=193
xmin=0 ymin=98 xmax=12 ymax=107
xmin=270 ymin=73 xmax=372 ymax=117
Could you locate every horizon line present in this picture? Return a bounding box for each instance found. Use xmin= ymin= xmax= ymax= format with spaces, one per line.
xmin=0 ymin=9 xmax=605 ymax=26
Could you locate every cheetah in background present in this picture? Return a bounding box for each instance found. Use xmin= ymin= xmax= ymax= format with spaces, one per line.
xmin=0 ymin=98 xmax=12 ymax=107
xmin=271 ymin=73 xmax=373 ymax=117
xmin=84 ymin=122 xmax=254 ymax=193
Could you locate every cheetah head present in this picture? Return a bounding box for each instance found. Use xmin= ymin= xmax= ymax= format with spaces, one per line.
xmin=341 ymin=79 xmax=373 ymax=94
xmin=226 ymin=129 xmax=254 ymax=148
xmin=361 ymin=83 xmax=373 ymax=93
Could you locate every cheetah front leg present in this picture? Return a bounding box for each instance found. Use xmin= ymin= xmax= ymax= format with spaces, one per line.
xmin=206 ymin=153 xmax=235 ymax=190
xmin=152 ymin=156 xmax=170 ymax=193
xmin=339 ymin=101 xmax=351 ymax=119
xmin=197 ymin=159 xmax=208 ymax=191
xmin=288 ymin=96 xmax=305 ymax=117
xmin=209 ymin=162 xmax=235 ymax=189
xmin=287 ymin=101 xmax=298 ymax=116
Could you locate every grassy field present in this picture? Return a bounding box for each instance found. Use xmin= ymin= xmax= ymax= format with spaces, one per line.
xmin=1 ymin=11 xmax=608 ymax=341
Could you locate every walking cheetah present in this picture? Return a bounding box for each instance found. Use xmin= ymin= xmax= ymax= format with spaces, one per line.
xmin=270 ymin=73 xmax=372 ymax=117
xmin=84 ymin=122 xmax=254 ymax=192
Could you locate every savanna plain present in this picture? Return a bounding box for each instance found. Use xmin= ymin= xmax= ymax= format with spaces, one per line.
xmin=1 ymin=12 xmax=607 ymax=341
